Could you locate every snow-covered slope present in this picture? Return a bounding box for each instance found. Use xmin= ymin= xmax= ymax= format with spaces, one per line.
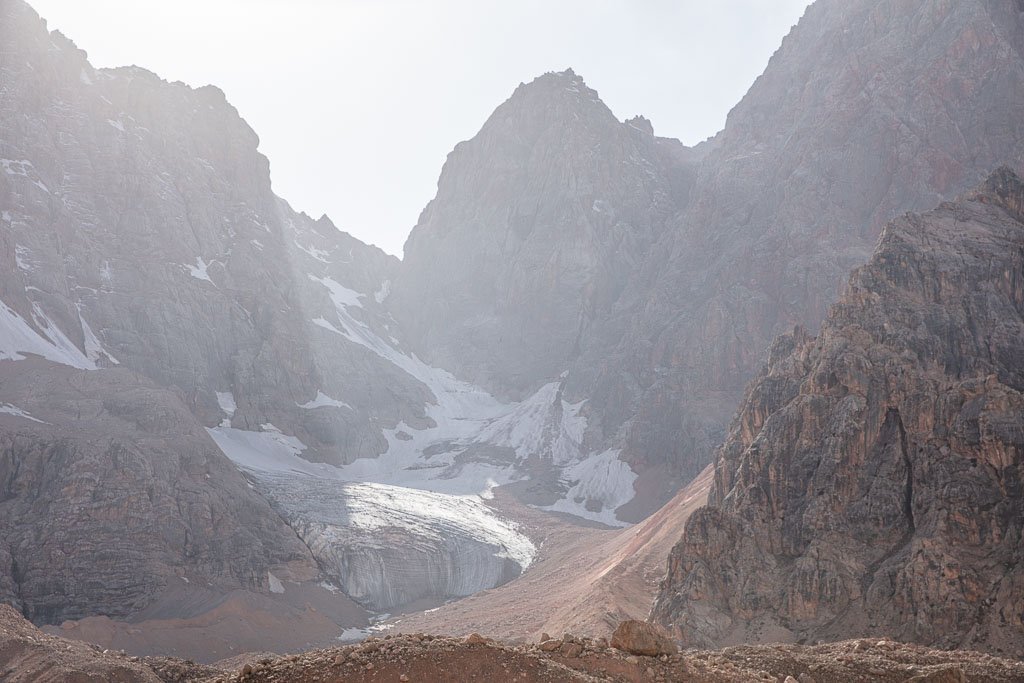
xmin=0 ymin=299 xmax=95 ymax=369
xmin=305 ymin=272 xmax=637 ymax=523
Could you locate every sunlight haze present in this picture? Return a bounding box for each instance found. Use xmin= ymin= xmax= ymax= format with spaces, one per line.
xmin=29 ymin=0 xmax=812 ymax=255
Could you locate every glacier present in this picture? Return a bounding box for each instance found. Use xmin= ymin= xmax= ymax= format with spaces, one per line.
xmin=199 ymin=265 xmax=638 ymax=611
xmin=207 ymin=424 xmax=536 ymax=611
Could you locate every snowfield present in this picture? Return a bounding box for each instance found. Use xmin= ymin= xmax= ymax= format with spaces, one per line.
xmin=306 ymin=274 xmax=637 ymax=525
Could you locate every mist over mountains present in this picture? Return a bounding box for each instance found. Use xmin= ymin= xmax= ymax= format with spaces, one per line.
xmin=1 ymin=0 xmax=1023 ymax=677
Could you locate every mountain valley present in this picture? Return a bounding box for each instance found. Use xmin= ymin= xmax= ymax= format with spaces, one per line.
xmin=1 ymin=0 xmax=1023 ymax=678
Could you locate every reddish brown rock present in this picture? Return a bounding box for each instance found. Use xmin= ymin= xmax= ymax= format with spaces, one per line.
xmin=610 ymin=620 xmax=677 ymax=657
xmin=653 ymin=168 xmax=1024 ymax=657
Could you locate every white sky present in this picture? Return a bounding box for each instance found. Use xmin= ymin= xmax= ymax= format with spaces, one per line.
xmin=30 ymin=0 xmax=812 ymax=256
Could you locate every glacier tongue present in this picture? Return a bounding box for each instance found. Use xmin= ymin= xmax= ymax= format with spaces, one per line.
xmin=207 ymin=425 xmax=536 ymax=611
xmin=259 ymin=477 xmax=533 ymax=611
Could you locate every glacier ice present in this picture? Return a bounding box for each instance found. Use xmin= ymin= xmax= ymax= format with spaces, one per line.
xmin=207 ymin=424 xmax=536 ymax=611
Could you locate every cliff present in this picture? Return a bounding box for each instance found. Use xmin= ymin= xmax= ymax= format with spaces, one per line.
xmin=653 ymin=168 xmax=1024 ymax=657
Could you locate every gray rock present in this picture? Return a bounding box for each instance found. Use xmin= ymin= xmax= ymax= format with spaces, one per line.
xmin=0 ymin=359 xmax=317 ymax=623
xmin=392 ymin=0 xmax=1024 ymax=521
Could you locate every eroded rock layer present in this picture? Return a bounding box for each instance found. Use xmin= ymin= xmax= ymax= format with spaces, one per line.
xmin=653 ymin=168 xmax=1024 ymax=657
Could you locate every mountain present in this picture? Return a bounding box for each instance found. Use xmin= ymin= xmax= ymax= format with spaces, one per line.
xmin=0 ymin=0 xmax=536 ymax=626
xmin=391 ymin=69 xmax=698 ymax=398
xmin=4 ymin=0 xmax=1024 ymax=659
xmin=394 ymin=0 xmax=1024 ymax=521
xmin=652 ymin=168 xmax=1024 ymax=656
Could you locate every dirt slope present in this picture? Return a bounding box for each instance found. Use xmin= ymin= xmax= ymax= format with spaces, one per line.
xmin=388 ymin=467 xmax=712 ymax=641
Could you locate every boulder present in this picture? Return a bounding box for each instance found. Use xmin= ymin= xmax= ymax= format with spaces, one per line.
xmin=610 ymin=620 xmax=677 ymax=657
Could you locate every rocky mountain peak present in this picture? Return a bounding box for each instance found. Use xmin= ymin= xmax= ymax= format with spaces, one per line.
xmin=506 ymin=67 xmax=600 ymax=108
xmin=391 ymin=67 xmax=691 ymax=400
xmin=435 ymin=67 xmax=623 ymax=183
xmin=968 ymin=165 xmax=1024 ymax=218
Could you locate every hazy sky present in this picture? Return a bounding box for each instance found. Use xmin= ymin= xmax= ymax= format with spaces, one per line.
xmin=31 ymin=1 xmax=812 ymax=256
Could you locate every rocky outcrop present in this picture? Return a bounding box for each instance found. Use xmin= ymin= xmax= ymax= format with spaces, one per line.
xmin=0 ymin=359 xmax=317 ymax=624
xmin=0 ymin=603 xmax=168 ymax=683
xmin=6 ymin=606 xmax=1024 ymax=683
xmin=652 ymin=168 xmax=1024 ymax=657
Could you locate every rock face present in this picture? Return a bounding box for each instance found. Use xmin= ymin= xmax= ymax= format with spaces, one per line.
xmin=0 ymin=603 xmax=166 ymax=683
xmin=609 ymin=620 xmax=677 ymax=657
xmin=0 ymin=0 xmax=429 ymax=469
xmin=652 ymin=168 xmax=1024 ymax=657
xmin=392 ymin=0 xmax=1024 ymax=521
xmin=391 ymin=68 xmax=698 ymax=399
xmin=0 ymin=0 xmax=497 ymax=622
xmin=0 ymin=359 xmax=317 ymax=624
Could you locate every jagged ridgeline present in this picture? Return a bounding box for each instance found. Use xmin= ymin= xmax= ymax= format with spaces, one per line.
xmin=654 ymin=168 xmax=1024 ymax=656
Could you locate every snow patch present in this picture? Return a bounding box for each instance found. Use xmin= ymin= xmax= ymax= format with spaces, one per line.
xmin=539 ymin=449 xmax=637 ymax=527
xmin=310 ymin=275 xmax=363 ymax=309
xmin=312 ymin=317 xmax=344 ymax=335
xmin=294 ymin=241 xmax=331 ymax=263
xmin=1 ymin=159 xmax=48 ymax=192
xmin=31 ymin=304 xmax=96 ymax=370
xmin=374 ymin=279 xmax=392 ymax=304
xmin=0 ymin=403 xmax=45 ymax=423
xmin=297 ymin=390 xmax=351 ymax=410
xmin=0 ymin=299 xmax=94 ymax=369
xmin=474 ymin=382 xmax=586 ymax=466
xmin=267 ymin=572 xmax=285 ymax=594
xmin=1 ymin=159 xmax=30 ymax=176
xmin=106 ymin=118 xmax=124 ymax=132
xmin=207 ymin=425 xmax=325 ymax=478
xmin=186 ymin=257 xmax=213 ymax=283
xmin=216 ymin=391 xmax=237 ymax=420
xmin=14 ymin=245 xmax=32 ymax=271
xmin=79 ymin=311 xmax=119 ymax=365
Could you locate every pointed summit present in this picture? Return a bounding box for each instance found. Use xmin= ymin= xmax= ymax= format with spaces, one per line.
xmin=480 ymin=67 xmax=617 ymax=145
xmin=391 ymin=68 xmax=692 ymax=399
